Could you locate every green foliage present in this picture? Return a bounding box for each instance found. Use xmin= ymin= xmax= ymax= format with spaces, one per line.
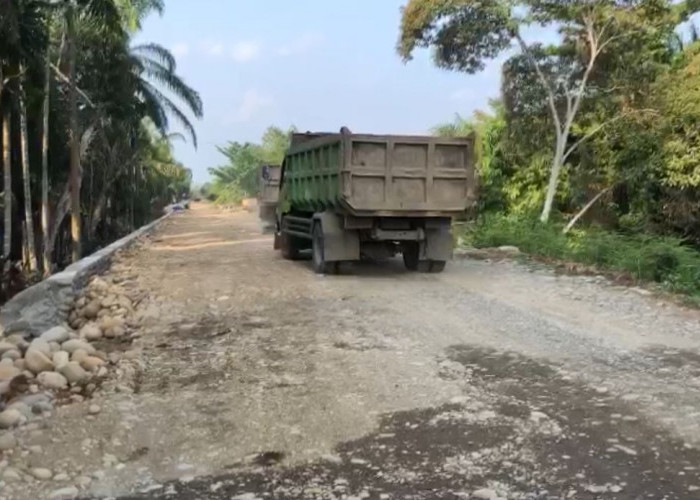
xmin=208 ymin=126 xmax=295 ymax=204
xmin=658 ymin=42 xmax=700 ymax=188
xmin=398 ymin=0 xmax=513 ymax=72
xmin=433 ymin=100 xmax=557 ymax=214
xmin=0 ymin=0 xmax=201 ymax=277
xmin=132 ymin=43 xmax=203 ymax=147
xmin=433 ymin=102 xmax=507 ymax=212
xmin=398 ymin=1 xmax=678 ymax=74
xmin=427 ymin=0 xmax=700 ymax=246
xmin=115 ymin=0 xmax=163 ymax=31
xmin=433 ymin=7 xmax=700 ymax=300
xmin=400 ymin=0 xmax=697 ymax=222
xmin=208 ymin=182 xmax=245 ymax=207
xmin=210 ymin=142 xmax=263 ymax=196
xmin=465 ymin=213 xmax=700 ymax=298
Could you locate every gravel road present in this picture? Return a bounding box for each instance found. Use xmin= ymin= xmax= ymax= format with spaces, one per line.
xmin=13 ymin=204 xmax=700 ymax=500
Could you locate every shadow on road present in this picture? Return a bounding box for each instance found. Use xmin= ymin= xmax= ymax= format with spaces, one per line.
xmin=113 ymin=346 xmax=700 ymax=500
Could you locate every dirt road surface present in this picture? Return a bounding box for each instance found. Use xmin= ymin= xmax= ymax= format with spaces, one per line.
xmin=11 ymin=204 xmax=700 ymax=500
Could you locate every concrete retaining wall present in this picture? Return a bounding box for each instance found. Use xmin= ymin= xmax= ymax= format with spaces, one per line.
xmin=0 ymin=211 xmax=175 ymax=338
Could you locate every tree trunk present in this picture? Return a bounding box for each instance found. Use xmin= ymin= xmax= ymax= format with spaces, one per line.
xmin=563 ymin=186 xmax=613 ymax=234
xmin=18 ymin=73 xmax=38 ymax=272
xmin=41 ymin=54 xmax=51 ymax=275
xmin=47 ymin=183 xmax=70 ymax=264
xmin=516 ymin=24 xmax=604 ymax=224
xmin=2 ymin=101 xmax=11 ymax=270
xmin=89 ymin=189 xmax=108 ymax=239
xmin=131 ymin=163 xmax=136 ymax=230
xmin=540 ymin=137 xmax=565 ymax=223
xmin=68 ymin=7 xmax=81 ymax=262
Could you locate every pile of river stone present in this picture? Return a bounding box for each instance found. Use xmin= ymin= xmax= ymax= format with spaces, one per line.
xmin=0 ymin=275 xmax=138 ymax=432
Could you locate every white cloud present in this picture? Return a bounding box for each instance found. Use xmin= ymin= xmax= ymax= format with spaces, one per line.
xmin=278 ymin=33 xmax=323 ymax=56
xmin=225 ymin=90 xmax=273 ymax=123
xmin=171 ymin=42 xmax=190 ymax=58
xmin=200 ymin=39 xmax=225 ymax=57
xmin=231 ymin=41 xmax=261 ymax=63
xmin=209 ymin=43 xmax=224 ymax=56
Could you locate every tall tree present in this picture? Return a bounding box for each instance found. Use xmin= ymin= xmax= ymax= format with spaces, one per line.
xmin=398 ymin=0 xmax=694 ymax=222
xmin=67 ymin=2 xmax=81 ymax=261
xmin=1 ymin=0 xmax=50 ymax=271
xmin=1 ymin=106 xmax=10 ymax=272
xmin=17 ymin=70 xmax=38 ymax=271
xmin=58 ymin=0 xmax=123 ymax=261
xmin=0 ymin=0 xmax=203 ymax=297
xmin=41 ymin=39 xmax=52 ymax=274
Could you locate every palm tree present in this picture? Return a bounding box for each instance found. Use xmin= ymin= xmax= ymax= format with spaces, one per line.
xmin=56 ymin=0 xmax=122 ymax=261
xmin=431 ymin=114 xmax=475 ymax=138
xmin=131 ymin=43 xmax=203 ymax=147
xmin=1 ymin=0 xmax=50 ymax=272
xmin=115 ymin=0 xmax=163 ymax=31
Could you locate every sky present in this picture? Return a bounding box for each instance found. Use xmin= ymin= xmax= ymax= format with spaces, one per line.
xmin=133 ymin=1 xmax=558 ymax=184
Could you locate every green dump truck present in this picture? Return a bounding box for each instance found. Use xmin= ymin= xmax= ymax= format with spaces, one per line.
xmin=258 ymin=164 xmax=281 ymax=233
xmin=274 ymin=127 xmax=476 ymax=274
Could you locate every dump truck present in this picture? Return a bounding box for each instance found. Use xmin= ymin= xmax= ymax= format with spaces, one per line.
xmin=257 ymin=164 xmax=281 ymax=233
xmin=274 ymin=127 xmax=476 ymax=274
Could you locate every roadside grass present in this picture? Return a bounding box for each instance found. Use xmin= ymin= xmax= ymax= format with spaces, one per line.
xmin=461 ymin=213 xmax=700 ymax=303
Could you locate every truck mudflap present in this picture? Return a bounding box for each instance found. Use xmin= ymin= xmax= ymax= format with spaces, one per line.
xmin=313 ymin=212 xmax=360 ymax=262
xmin=425 ymin=225 xmax=453 ymax=262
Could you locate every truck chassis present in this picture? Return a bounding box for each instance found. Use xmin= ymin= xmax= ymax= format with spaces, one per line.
xmin=275 ymin=211 xmax=451 ymax=274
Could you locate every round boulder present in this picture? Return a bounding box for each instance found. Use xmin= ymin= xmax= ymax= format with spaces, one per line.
xmin=61 ymin=339 xmax=96 ymax=355
xmin=0 ymin=432 xmax=16 ymax=451
xmin=0 ymin=409 xmax=23 ymax=429
xmin=28 ymin=338 xmax=52 ymax=357
xmin=1 ymin=349 xmax=22 ymax=361
xmin=40 ymin=326 xmax=71 ymax=344
xmin=82 ymin=300 xmax=101 ymax=320
xmin=80 ymin=323 xmax=102 ymax=341
xmin=25 ymin=350 xmax=55 ymax=374
xmin=0 ymin=363 xmax=21 ymax=381
xmin=52 ymin=351 xmax=70 ymax=370
xmin=59 ymin=362 xmax=90 ymax=385
xmin=72 ymin=349 xmax=89 ymax=363
xmin=37 ymin=372 xmax=68 ymax=390
xmin=80 ymin=356 xmax=106 ymax=372
xmin=0 ymin=341 xmax=17 ymax=355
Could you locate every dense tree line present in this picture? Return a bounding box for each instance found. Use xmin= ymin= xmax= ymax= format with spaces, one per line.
xmin=0 ymin=0 xmax=200 ymax=300
xmin=207 ymin=126 xmax=294 ymax=205
xmin=401 ymin=0 xmax=700 ymax=245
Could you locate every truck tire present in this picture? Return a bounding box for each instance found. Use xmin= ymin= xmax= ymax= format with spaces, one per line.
xmin=280 ymin=232 xmax=303 ymax=260
xmin=403 ymin=243 xmax=445 ymax=273
xmin=402 ymin=242 xmax=420 ymax=271
xmin=312 ymin=223 xmax=339 ymax=274
xmin=403 ymin=241 xmax=433 ymax=273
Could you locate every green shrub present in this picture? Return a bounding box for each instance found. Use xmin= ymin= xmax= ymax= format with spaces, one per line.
xmin=209 ymin=182 xmax=245 ymax=206
xmin=464 ymin=213 xmax=700 ymax=299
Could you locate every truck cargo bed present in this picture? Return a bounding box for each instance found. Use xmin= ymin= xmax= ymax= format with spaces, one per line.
xmin=282 ymin=130 xmax=476 ymax=216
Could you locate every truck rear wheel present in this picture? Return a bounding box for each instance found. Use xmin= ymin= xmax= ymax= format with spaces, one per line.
xmin=280 ymin=232 xmax=303 ymax=260
xmin=402 ymin=242 xmax=421 ymax=271
xmin=312 ymin=223 xmax=338 ymax=274
xmin=403 ymin=242 xmax=446 ymax=273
